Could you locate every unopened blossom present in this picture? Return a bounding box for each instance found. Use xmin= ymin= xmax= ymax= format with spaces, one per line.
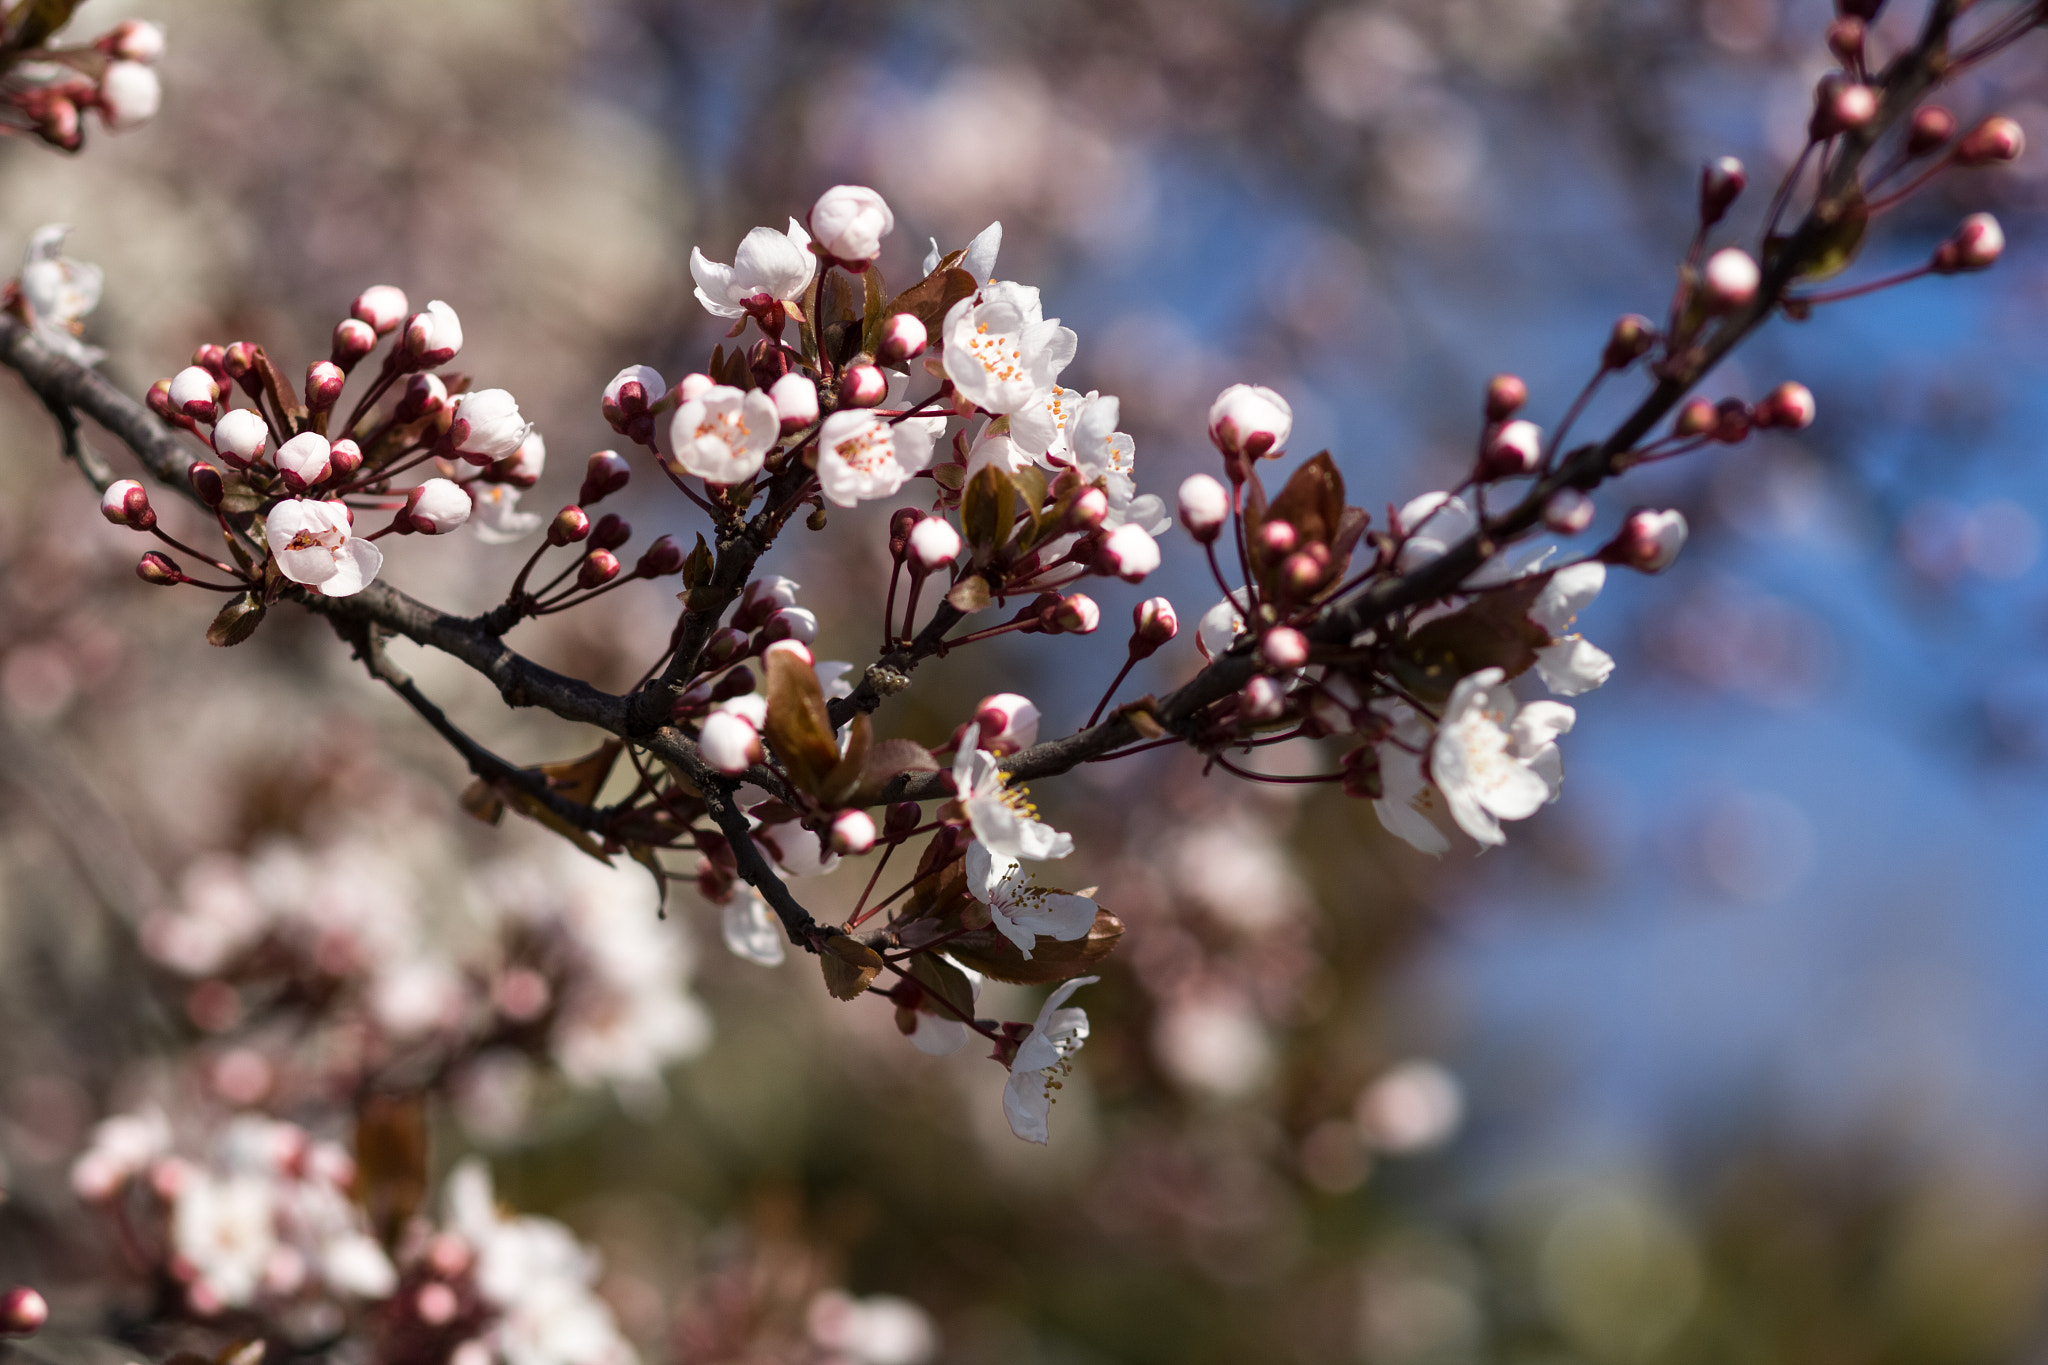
xmin=98 ymin=19 xmax=167 ymax=63
xmin=831 ymin=809 xmax=877 ymax=855
xmin=816 ymin=409 xmax=936 ymax=507
xmin=1003 ymin=976 xmax=1098 ymax=1144
xmin=273 ymin=431 xmax=333 ymax=489
xmin=941 ymin=282 xmax=1077 ymax=416
xmin=973 ymin=693 xmax=1039 ymax=753
xmin=265 ymin=499 xmax=383 ymax=597
xmin=406 ymin=299 xmax=463 ymax=364
xmin=1178 ymin=473 xmax=1230 ymax=543
xmin=449 ymin=389 xmax=533 ymax=464
xmin=722 ymin=892 xmax=784 ymax=967
xmin=878 ymin=312 xmax=928 ymax=365
xmin=1208 ymin=383 xmax=1293 ymax=459
xmin=98 ymin=61 xmax=162 ymax=128
xmin=690 ymin=219 xmax=815 ymax=318
xmin=18 ymin=225 xmax=104 ymax=365
xmin=406 ymin=478 xmax=473 ymax=534
xmin=667 ymin=384 xmax=778 ymax=484
xmin=1609 ymin=507 xmax=1688 ymax=572
xmin=1935 ymin=212 xmax=2005 ymax=273
xmin=1101 ymin=523 xmax=1160 ymax=581
xmin=809 ymin=185 xmax=895 ymax=264
xmin=964 ymin=428 xmax=1034 ymax=479
xmin=352 ymin=285 xmax=409 ymax=334
xmin=1529 ymin=562 xmax=1614 ymax=696
xmin=169 ymin=365 xmax=219 ymax=419
xmin=1483 ymin=419 xmax=1543 ymax=477
xmin=494 ymin=429 xmax=547 ymax=484
xmin=1702 ymin=247 xmax=1760 ymax=311
xmin=699 ymin=696 xmax=765 ymax=776
xmin=967 ymin=841 xmax=1096 ymax=957
xmin=0 ymin=1286 xmax=47 ymax=1338
xmin=99 ymin=479 xmax=151 ymax=527
xmin=471 ymin=485 xmax=543 ymax=544
xmin=769 ymin=371 xmax=819 ymax=430
xmin=907 ymin=516 xmax=961 ymax=570
xmin=921 ymin=220 xmax=1002 ymax=282
xmin=953 ymin=724 xmax=1071 ymax=861
xmin=1431 ymin=667 xmax=1574 ymax=846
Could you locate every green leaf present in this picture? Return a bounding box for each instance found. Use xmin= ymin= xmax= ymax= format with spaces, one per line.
xmin=947 ymin=909 xmax=1126 ymax=985
xmin=762 ymin=647 xmax=841 ymax=796
xmin=206 ymin=592 xmax=266 ymax=647
xmin=820 ymin=934 xmax=885 ymax=1001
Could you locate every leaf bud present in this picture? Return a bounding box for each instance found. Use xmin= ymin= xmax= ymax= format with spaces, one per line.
xmin=1932 ymin=212 xmax=2005 ymax=274
xmin=305 ymin=360 xmax=346 ymax=412
xmin=1178 ymin=473 xmax=1230 ymax=543
xmin=1068 ymin=486 xmax=1110 ymax=531
xmin=1 ymin=1286 xmax=49 ymax=1338
xmin=1484 ymin=373 xmax=1528 ymax=421
xmin=169 ymin=365 xmax=220 ymax=422
xmin=877 ymin=312 xmax=928 ymax=365
xmin=1257 ymin=520 xmax=1298 ymax=557
xmin=770 ymin=371 xmax=820 ymax=433
xmin=352 ymin=285 xmax=410 ymax=336
xmin=1481 ymin=418 xmax=1544 ymax=478
xmin=1602 ymin=508 xmax=1689 ymax=573
xmin=578 ymin=450 xmax=632 ymax=505
xmin=100 ymin=479 xmax=156 ymax=530
xmin=395 ymin=373 xmax=448 ymax=422
xmin=807 ymin=505 xmax=829 ymax=533
xmin=1676 ymin=397 xmax=1716 ymax=437
xmin=1699 ymin=156 xmax=1747 ymax=226
xmin=1907 ymin=105 xmax=1956 ymax=157
xmin=332 ymin=318 xmax=377 ymax=371
xmin=1543 ymin=487 xmax=1596 ymax=535
xmin=636 ymin=534 xmax=685 ymax=577
xmin=329 ymin=438 xmax=363 ymax=480
xmin=1045 ymin=592 xmax=1101 ymax=634
xmin=1702 ymin=247 xmax=1761 ymax=312
xmin=1756 ymin=381 xmax=1816 ymax=430
xmin=1956 ymin=116 xmax=2025 ymax=167
xmin=135 ymin=551 xmax=183 ymax=585
xmin=188 ymin=461 xmax=226 ymax=507
xmin=590 ymin=513 xmax=632 ymax=552
xmin=548 ymin=506 xmax=592 ymax=546
xmin=1604 ymin=314 xmax=1657 ymax=369
xmin=908 ymin=516 xmax=962 ymax=571
xmin=830 ymin=809 xmax=878 ymax=855
xmin=840 ymin=364 xmax=888 ymax=409
xmin=1261 ymin=626 xmax=1310 ymax=671
xmin=885 ymin=801 xmax=923 ymax=841
xmin=577 ymin=549 xmax=622 ymax=591
xmin=1239 ymin=675 xmax=1286 ymax=723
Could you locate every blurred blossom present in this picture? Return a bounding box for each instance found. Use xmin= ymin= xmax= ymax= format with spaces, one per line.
xmin=1702 ymin=0 xmax=1777 ymax=54
xmin=806 ymin=1290 xmax=938 ymax=1365
xmin=1681 ymin=788 xmax=1817 ymax=903
xmin=1381 ymin=92 xmax=1487 ymax=221
xmin=1298 ymin=1119 xmax=1372 ymax=1195
xmin=1358 ymin=1237 xmax=1483 ymax=1365
xmin=1299 ymin=11 xmax=1438 ymax=126
xmin=1152 ymin=993 xmax=1274 ymax=1099
xmin=1537 ymin=1185 xmax=1702 ymax=1364
xmin=1164 ymin=808 xmax=1309 ymax=931
xmin=1899 ymin=497 xmax=2041 ymax=584
xmin=1356 ymin=1061 xmax=1464 ymax=1155
xmin=1648 ymin=574 xmax=1830 ymax=707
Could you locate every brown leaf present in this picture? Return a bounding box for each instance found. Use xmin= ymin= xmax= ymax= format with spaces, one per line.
xmin=905 ymin=951 xmax=976 ymax=1021
xmin=3 ymin=0 xmax=84 ymax=54
xmin=948 ymin=909 xmax=1126 ymax=985
xmin=859 ymin=262 xmax=890 ymax=356
xmin=884 ymin=266 xmax=977 ymax=336
xmin=682 ymin=533 xmax=713 ymax=589
xmin=206 ymin=592 xmax=266 ymax=647
xmin=763 ymin=647 xmax=840 ymax=795
xmin=1265 ymin=451 xmax=1346 ymax=550
xmin=354 ymin=1092 xmax=427 ymax=1246
xmin=960 ymin=462 xmax=1016 ymax=553
xmin=820 ymin=934 xmax=885 ymax=1000
xmin=1394 ymin=575 xmax=1550 ymax=702
xmin=946 ymin=575 xmax=992 ymax=613
xmin=850 ymin=737 xmax=940 ymax=806
xmin=459 ymin=778 xmax=505 ymax=825
xmin=818 ymin=713 xmax=872 ymax=808
xmin=538 ymin=739 xmax=622 ymax=805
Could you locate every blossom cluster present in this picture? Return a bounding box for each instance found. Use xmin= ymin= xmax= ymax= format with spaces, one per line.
xmin=0 ymin=13 xmax=162 ymax=151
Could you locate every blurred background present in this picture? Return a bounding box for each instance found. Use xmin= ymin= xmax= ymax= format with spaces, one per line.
xmin=5 ymin=0 xmax=2048 ymax=1360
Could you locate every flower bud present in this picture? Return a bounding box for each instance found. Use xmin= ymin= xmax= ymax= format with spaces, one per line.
xmin=1047 ymin=592 xmax=1101 ymax=634
xmin=1932 ymin=212 xmax=2005 ymax=274
xmin=702 ymin=628 xmax=750 ymax=672
xmin=548 ymin=506 xmax=591 ymax=546
xmin=1826 ymin=16 xmax=1865 ymax=65
xmin=974 ymin=693 xmax=1041 ymax=753
xmin=100 ymin=479 xmax=155 ymax=530
xmin=1699 ymin=155 xmax=1747 ymax=226
xmin=636 ymin=534 xmax=685 ymax=577
xmin=395 ymin=373 xmax=448 ymax=425
xmin=908 ymin=516 xmax=962 ymax=571
xmin=1481 ymin=418 xmax=1543 ymax=479
xmin=221 ymin=342 xmax=257 ymax=381
xmin=1810 ymin=77 xmax=1877 ymax=138
xmin=406 ymin=478 xmax=472 ymax=534
xmin=97 ymin=19 xmax=166 ymax=63
xmin=1484 ymin=373 xmax=1527 ymax=421
xmin=1101 ymin=523 xmax=1161 ymax=582
xmin=1604 ymin=314 xmax=1657 ymax=369
xmin=448 ymin=388 xmax=531 ymax=465
xmin=737 ymin=575 xmax=799 ymax=630
xmin=1067 ymin=486 xmax=1110 ymax=531
xmin=1131 ymin=597 xmax=1178 ymax=657
xmin=1956 ymin=116 xmax=2024 ymax=167
xmin=147 ymin=378 xmax=179 ymax=423
xmin=212 ymin=408 xmax=269 ymax=467
xmin=329 ymin=320 xmax=376 ymax=374
xmin=590 ymin=513 xmax=632 ymax=552
xmin=136 ymin=551 xmax=183 ymax=585
xmin=601 ymin=366 xmax=665 ymax=437
xmin=1604 ymin=508 xmax=1689 ymax=573
xmin=877 ymin=312 xmax=928 ymax=365
xmin=1756 ymin=381 xmax=1816 ymax=430
xmin=402 ymin=299 xmax=463 ymax=366
xmin=762 ymin=606 xmax=819 ymax=645
xmin=1282 ymin=548 xmax=1330 ymax=596
xmin=1907 ymin=105 xmax=1956 ymax=157
xmin=1178 ymin=473 xmax=1231 ymax=543
xmin=274 ymin=432 xmax=333 ymax=491
xmin=1702 ymin=248 xmax=1761 ymax=312
xmin=830 ymin=809 xmax=878 ymax=855
xmin=1709 ymin=397 xmax=1753 ymax=444
xmin=305 ymin=360 xmax=346 ymax=412
xmin=36 ymin=93 xmax=79 ymax=150
xmin=1208 ymin=383 xmax=1293 ymax=461
xmin=579 ymin=450 xmax=632 ymax=505
xmin=577 ymin=549 xmax=622 ymax=591
xmin=1675 ymin=397 xmax=1716 ymax=438
xmin=192 ymin=344 xmax=228 ymax=380
xmin=1261 ymin=626 xmax=1310 ymax=671
xmin=769 ymin=372 xmax=820 ymax=432
xmin=353 ymin=285 xmax=409 ymax=336
xmin=1 ymin=1286 xmax=49 ymax=1338
xmin=711 ymin=665 xmax=756 ymax=703
xmin=188 ymin=461 xmax=226 ymax=508
xmin=97 ymin=61 xmax=160 ymax=128
xmin=1258 ymin=520 xmax=1297 ymax=557
xmin=699 ymin=710 xmax=763 ymax=775
xmin=885 ymin=801 xmax=922 ymax=841
xmin=169 ymin=365 xmax=220 ymax=421
xmin=1239 ymin=675 xmax=1286 ymax=723
xmin=1543 ymin=487 xmax=1595 ymax=535
xmin=329 ymin=439 xmax=363 ymax=480
xmin=840 ymin=364 xmax=888 ymax=409
xmin=809 ymin=184 xmax=896 ymax=265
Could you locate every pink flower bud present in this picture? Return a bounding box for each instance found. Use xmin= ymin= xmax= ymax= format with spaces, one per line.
xmin=1710 ymin=397 xmax=1753 ymax=444
xmin=769 ymin=371 xmax=820 ymax=432
xmin=1543 ymin=487 xmax=1595 ymax=535
xmin=579 ymin=450 xmax=632 ymax=505
xmin=222 ymin=342 xmax=257 ymax=381
xmin=636 ymin=534 xmax=685 ymax=577
xmin=590 ymin=513 xmax=631 ymax=551
xmin=1 ymin=1286 xmax=49 ymax=1338
xmin=548 ymin=506 xmax=591 ymax=545
xmin=1675 ymin=397 xmax=1716 ymax=438
xmin=1811 ymin=77 xmax=1877 ymax=138
xmin=188 ymin=461 xmax=225 ymax=508
xmin=1956 ymin=116 xmax=2024 ymax=167
xmin=737 ymin=575 xmax=798 ymax=629
xmin=96 ymin=19 xmax=166 ymax=63
xmin=329 ymin=439 xmax=363 ymax=480
xmin=1908 ymin=105 xmax=1956 ymax=157
xmin=274 ymin=432 xmax=333 ymax=491
xmin=830 ymin=809 xmax=878 ymax=855
xmin=136 ymin=551 xmax=183 ymax=585
xmin=353 ymin=285 xmax=410 ymax=335
xmin=578 ymin=549 xmax=622 ymax=590
xmin=1101 ymin=523 xmax=1161 ymax=582
xmin=1131 ymin=597 xmax=1178 ymax=656
xmin=147 ymin=378 xmax=184 ymax=427
xmin=809 ymin=184 xmax=896 ymax=265
xmin=332 ymin=318 xmax=377 ymax=370
xmin=1282 ymin=548 xmax=1330 ymax=596
xmin=1208 ymin=383 xmax=1293 ymax=460
xmin=764 ymin=606 xmax=819 ymax=644
xmin=1485 ymin=373 xmax=1527 ymax=421
xmin=305 ymin=361 xmax=346 ymax=412
xmin=169 ymin=365 xmax=220 ymax=421
xmin=1239 ymin=675 xmax=1286 ymax=722
xmin=406 ymin=478 xmax=472 ymax=534
xmin=210 ymin=408 xmax=268 ymax=467
xmin=1258 ymin=520 xmax=1298 ymax=557
xmin=1481 ymin=419 xmax=1543 ymax=478
xmin=37 ymin=94 xmax=79 ymax=150
xmin=396 ymin=373 xmax=447 ymax=422
xmin=701 ymin=629 xmax=749 ymax=671
xmin=908 ymin=516 xmax=962 ymax=571
xmin=699 ymin=710 xmax=763 ymax=775
xmin=1702 ymin=248 xmax=1760 ymax=312
xmin=100 ymin=479 xmax=155 ymax=530
xmin=877 ymin=312 xmax=928 ymax=365
xmin=1605 ymin=508 xmax=1689 ymax=573
xmin=1933 ymin=212 xmax=2005 ymax=274
xmin=1179 ymin=473 xmax=1230 ymax=543
xmin=840 ymin=364 xmax=888 ymax=408
xmin=1049 ymin=592 xmax=1100 ymax=634
xmin=1261 ymin=626 xmax=1310 ymax=670
xmin=1699 ymin=156 xmax=1746 ymax=226
xmin=1604 ymin=314 xmax=1657 ymax=369
xmin=1069 ymin=486 xmax=1110 ymax=531
xmin=885 ymin=802 xmax=922 ymax=840
xmin=974 ymin=693 xmax=1041 ymax=753
xmin=1826 ymin=16 xmax=1865 ymax=65
xmin=402 ymin=299 xmax=463 ymax=366
xmin=1756 ymin=381 xmax=1816 ymax=430
xmin=448 ymin=388 xmax=531 ymax=465
xmin=97 ymin=61 xmax=160 ymax=128
xmin=602 ymin=365 xmax=665 ymax=434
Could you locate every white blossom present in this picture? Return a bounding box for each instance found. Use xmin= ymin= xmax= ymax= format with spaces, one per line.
xmin=807 ymin=1290 xmax=938 ymax=1365
xmin=1529 ymin=562 xmax=1614 ymax=696
xmin=721 ymin=892 xmax=785 ymax=967
xmin=941 ymin=282 xmax=1077 ymax=416
xmin=1195 ymin=590 xmax=1251 ymax=662
xmin=273 ymin=432 xmax=332 ymax=488
xmin=690 ymin=219 xmax=815 ymax=318
xmin=1002 ymin=976 xmax=1098 ymax=1144
xmin=907 ymin=957 xmax=983 ymax=1057
xmin=920 ymin=220 xmax=1001 ymax=282
xmin=406 ymin=478 xmax=473 ymax=534
xmin=966 ymin=841 xmax=1095 ymax=956
xmin=809 ymin=185 xmax=894 ymax=264
xmin=98 ymin=61 xmax=161 ymax=128
xmin=952 ymin=724 xmax=1071 ymax=861
xmin=471 ymin=485 xmax=545 ymax=544
xmin=265 ymin=499 xmax=383 ymax=597
xmin=450 ymin=389 xmax=533 ymax=463
xmin=1431 ymin=668 xmax=1574 ymax=846
xmin=1372 ymin=704 xmax=1453 ymax=857
xmin=18 ymin=225 xmax=103 ymax=365
xmin=816 ymin=409 xmax=936 ymax=507
xmin=173 ymin=1170 xmax=276 ymax=1310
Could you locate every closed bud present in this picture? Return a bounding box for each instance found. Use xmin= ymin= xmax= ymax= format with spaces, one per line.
xmin=1711 ymin=398 xmax=1753 ymax=444
xmin=448 ymin=388 xmax=531 ymax=465
xmin=1676 ymin=397 xmax=1717 ymax=438
xmin=885 ymin=801 xmax=922 ymax=841
xmin=1178 ymin=473 xmax=1231 ymax=543
xmin=590 ymin=513 xmax=632 ymax=552
xmin=840 ymin=364 xmax=888 ymax=408
xmin=169 ymin=365 xmax=220 ymax=421
xmin=1956 ymin=116 xmax=2025 ymax=167
xmin=188 ymin=461 xmax=225 ymax=507
xmin=1131 ymin=597 xmax=1178 ymax=656
xmin=1282 ymin=546 xmax=1331 ymax=595
xmin=698 ymin=710 xmax=763 ymax=775
xmin=1932 ymin=212 xmax=2005 ymax=274
xmin=147 ymin=378 xmax=177 ymax=421
xmin=830 ymin=809 xmax=878 ymax=855
xmin=1261 ymin=626 xmax=1310 ymax=670
xmin=877 ymin=312 xmax=928 ymax=365
xmin=548 ymin=506 xmax=592 ymax=546
xmin=352 ymin=285 xmax=410 ymax=336
xmin=395 ymin=373 xmax=448 ymax=423
xmin=769 ymin=372 xmax=820 ymax=432
xmin=274 ymin=432 xmax=333 ymax=491
xmin=329 ymin=439 xmax=363 ymax=480
xmin=749 ymin=337 xmax=793 ymax=389
xmin=1485 ymin=373 xmax=1528 ymax=421
xmin=578 ymin=549 xmax=622 ymax=591
xmin=1543 ymin=487 xmax=1596 ymax=535
xmin=603 ymin=367 xmax=665 ymax=431
xmin=1756 ymin=381 xmax=1816 ymax=430
xmin=1238 ymin=675 xmax=1287 ymax=723
xmin=1604 ymin=314 xmax=1657 ymax=369
xmin=1 ymin=1286 xmax=49 ymax=1338
xmin=974 ymin=693 xmax=1041 ymax=753
xmin=1811 ymin=77 xmax=1878 ymax=139
xmin=1481 ymin=418 xmax=1544 ymax=478
xmin=701 ymin=627 xmax=749 ymax=670
xmin=402 ymin=299 xmax=463 ymax=366
xmin=1047 ymin=592 xmax=1101 ymax=634
xmin=1700 ymin=156 xmax=1747 ymax=226
xmin=405 ymin=478 xmax=472 ymax=534
xmin=1603 ymin=507 xmax=1689 ymax=573
xmin=809 ymin=184 xmax=896 ymax=265
xmin=908 ymin=516 xmax=962 ymax=571
xmin=305 ymin=360 xmax=346 ymax=412
xmin=331 ymin=318 xmax=377 ymax=370
xmin=1100 ymin=523 xmax=1161 ymax=582
xmin=1702 ymin=247 xmax=1761 ymax=312
xmin=736 ymin=576 xmax=799 ymax=630
xmin=222 ymin=342 xmax=257 ymax=380
xmin=136 ymin=551 xmax=183 ymax=585
xmin=711 ymin=665 xmax=756 ymax=702
xmin=1825 ymin=17 xmax=1864 ymax=66
xmin=636 ymin=534 xmax=685 ymax=577
xmin=1068 ymin=486 xmax=1109 ymax=531
xmin=192 ymin=344 xmax=228 ymax=380
xmin=211 ymin=408 xmax=269 ymax=467
xmin=578 ymin=450 xmax=632 ymax=505
xmin=1908 ymin=105 xmax=1956 ymax=157
xmin=100 ymin=479 xmax=155 ymax=530
xmin=1258 ymin=520 xmax=1298 ymax=557
xmin=763 ymin=606 xmax=819 ymax=645
xmin=97 ymin=19 xmax=166 ymax=63
xmin=1208 ymin=383 xmax=1294 ymax=461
